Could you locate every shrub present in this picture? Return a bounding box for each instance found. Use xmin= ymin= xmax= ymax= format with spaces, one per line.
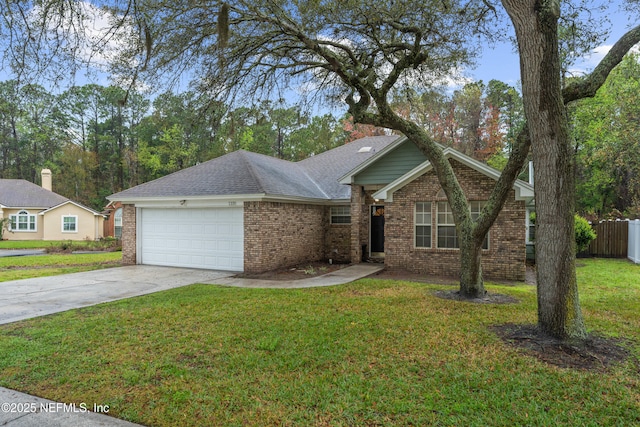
xmin=45 ymin=238 xmax=122 ymax=254
xmin=575 ymin=214 xmax=597 ymax=253
xmin=528 ymin=213 xmax=597 ymax=254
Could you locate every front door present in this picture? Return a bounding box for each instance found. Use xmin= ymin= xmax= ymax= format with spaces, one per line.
xmin=370 ymin=205 xmax=385 ymax=256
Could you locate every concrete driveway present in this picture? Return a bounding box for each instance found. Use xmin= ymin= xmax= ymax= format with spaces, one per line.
xmin=0 ymin=266 xmax=234 ymax=325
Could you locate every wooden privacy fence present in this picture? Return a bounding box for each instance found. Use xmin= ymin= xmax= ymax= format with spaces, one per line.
xmin=585 ymin=220 xmax=628 ymax=258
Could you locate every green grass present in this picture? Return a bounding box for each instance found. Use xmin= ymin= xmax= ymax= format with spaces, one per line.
xmin=0 ymin=240 xmax=113 ymax=250
xmin=0 ymin=252 xmax=122 ymax=281
xmin=0 ymin=240 xmax=59 ymax=249
xmin=0 ymin=239 xmax=121 ymax=252
xmin=0 ymin=258 xmax=638 ymax=426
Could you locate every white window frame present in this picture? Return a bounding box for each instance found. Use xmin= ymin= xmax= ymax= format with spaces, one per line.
xmin=436 ymin=201 xmax=489 ymax=250
xmin=414 ymin=202 xmax=432 ymax=248
xmin=437 ymin=202 xmax=458 ymax=249
xmin=114 ymin=208 xmax=123 ymax=238
xmin=526 ymin=208 xmax=536 ymax=244
xmin=330 ymin=206 xmax=351 ymax=224
xmin=62 ymin=215 xmax=78 ymax=233
xmin=9 ymin=210 xmax=37 ymax=232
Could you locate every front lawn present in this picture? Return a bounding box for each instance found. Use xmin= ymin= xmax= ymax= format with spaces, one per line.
xmin=0 ymin=258 xmax=638 ymax=426
xmin=0 ymin=240 xmax=59 ymax=249
xmin=0 ymin=239 xmax=120 ymax=251
xmin=0 ymin=252 xmax=122 ymax=281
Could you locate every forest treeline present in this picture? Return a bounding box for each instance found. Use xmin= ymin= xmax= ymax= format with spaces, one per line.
xmin=1 ymin=54 xmax=639 ymax=218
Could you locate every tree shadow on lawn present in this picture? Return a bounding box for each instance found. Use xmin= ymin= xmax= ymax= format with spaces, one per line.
xmin=433 ymin=289 xmax=520 ymax=304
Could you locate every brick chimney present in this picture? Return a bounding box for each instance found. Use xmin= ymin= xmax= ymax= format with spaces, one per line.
xmin=41 ymin=169 xmax=52 ymax=191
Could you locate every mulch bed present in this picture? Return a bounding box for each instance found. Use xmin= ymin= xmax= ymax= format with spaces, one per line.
xmin=234 ymin=261 xmax=349 ymax=280
xmin=492 ymin=323 xmax=636 ymax=371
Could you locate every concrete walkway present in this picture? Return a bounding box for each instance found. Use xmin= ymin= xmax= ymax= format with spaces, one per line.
xmin=0 ymin=263 xmax=383 ymax=426
xmin=214 ymin=263 xmax=384 ymax=288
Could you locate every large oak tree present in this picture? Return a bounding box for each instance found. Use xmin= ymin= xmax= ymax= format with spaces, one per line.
xmin=501 ymin=0 xmax=640 ymax=339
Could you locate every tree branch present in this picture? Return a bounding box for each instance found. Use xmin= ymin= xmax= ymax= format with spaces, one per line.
xmin=475 ymin=123 xmax=530 ymax=237
xmin=563 ymin=24 xmax=640 ymax=104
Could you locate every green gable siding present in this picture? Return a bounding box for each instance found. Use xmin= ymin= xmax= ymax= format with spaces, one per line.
xmin=353 ymin=141 xmax=426 ymax=185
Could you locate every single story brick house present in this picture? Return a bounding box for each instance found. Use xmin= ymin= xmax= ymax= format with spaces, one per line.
xmin=0 ymin=169 xmax=105 ymax=241
xmin=108 ymin=136 xmax=534 ymax=280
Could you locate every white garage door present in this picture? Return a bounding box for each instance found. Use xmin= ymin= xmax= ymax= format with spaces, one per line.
xmin=139 ymin=207 xmax=244 ymax=271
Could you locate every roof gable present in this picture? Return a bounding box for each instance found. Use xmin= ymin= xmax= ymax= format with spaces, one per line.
xmin=372 ymin=146 xmax=534 ymax=202
xmin=340 ymin=139 xmax=425 ymax=185
xmin=0 ymin=179 xmax=69 ymax=208
xmin=39 ymin=200 xmax=103 ymax=216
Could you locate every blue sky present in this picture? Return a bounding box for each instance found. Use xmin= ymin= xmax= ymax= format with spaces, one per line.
xmin=469 ymin=4 xmax=637 ymax=85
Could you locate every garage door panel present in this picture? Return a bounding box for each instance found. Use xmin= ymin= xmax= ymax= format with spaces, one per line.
xmin=140 ymin=207 xmax=244 ymax=271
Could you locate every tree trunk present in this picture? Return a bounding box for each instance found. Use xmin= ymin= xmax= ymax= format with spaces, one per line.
xmin=459 ymin=225 xmax=485 ymax=298
xmin=390 ymin=117 xmax=486 ymax=297
xmin=364 ymin=100 xmax=531 ymax=300
xmin=502 ymin=0 xmax=586 ymax=340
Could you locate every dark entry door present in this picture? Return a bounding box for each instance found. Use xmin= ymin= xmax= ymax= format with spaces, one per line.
xmin=371 ymin=206 xmax=385 ymax=254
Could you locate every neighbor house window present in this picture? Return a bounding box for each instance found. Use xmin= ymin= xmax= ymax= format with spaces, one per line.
xmin=9 ymin=210 xmax=36 ymax=232
xmin=114 ymin=208 xmax=123 ymax=238
xmin=62 ymin=215 xmax=78 ymax=232
xmin=330 ymin=206 xmax=351 ymax=224
xmin=437 ymin=201 xmax=489 ymax=249
xmin=415 ymin=202 xmax=432 ymax=248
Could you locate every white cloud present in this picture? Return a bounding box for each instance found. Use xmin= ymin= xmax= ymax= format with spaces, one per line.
xmin=586 ymin=44 xmax=612 ymax=66
xmin=569 ymin=42 xmax=640 ymax=77
xmin=567 ymin=44 xmax=611 ymax=77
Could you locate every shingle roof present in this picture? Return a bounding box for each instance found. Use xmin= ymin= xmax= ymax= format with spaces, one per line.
xmin=299 ymin=135 xmax=399 ymax=199
xmin=0 ymin=179 xmax=69 ymax=208
xmin=110 ymin=136 xmax=401 ymax=202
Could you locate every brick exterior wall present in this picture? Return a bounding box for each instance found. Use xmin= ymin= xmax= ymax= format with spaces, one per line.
xmin=121 ymin=204 xmax=136 ymax=265
xmin=103 ymin=201 xmax=123 ymax=238
xmin=350 ymin=186 xmax=364 ymax=263
xmin=351 ymin=159 xmax=526 ymax=281
xmin=325 ymin=220 xmax=351 ymax=263
xmin=244 ymin=201 xmax=336 ymax=272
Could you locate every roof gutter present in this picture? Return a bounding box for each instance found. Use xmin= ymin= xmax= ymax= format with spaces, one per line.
xmin=108 ymin=193 xmax=349 ymax=208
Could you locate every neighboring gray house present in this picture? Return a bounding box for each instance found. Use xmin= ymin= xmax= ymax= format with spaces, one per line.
xmin=109 ymin=136 xmax=534 ymax=280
